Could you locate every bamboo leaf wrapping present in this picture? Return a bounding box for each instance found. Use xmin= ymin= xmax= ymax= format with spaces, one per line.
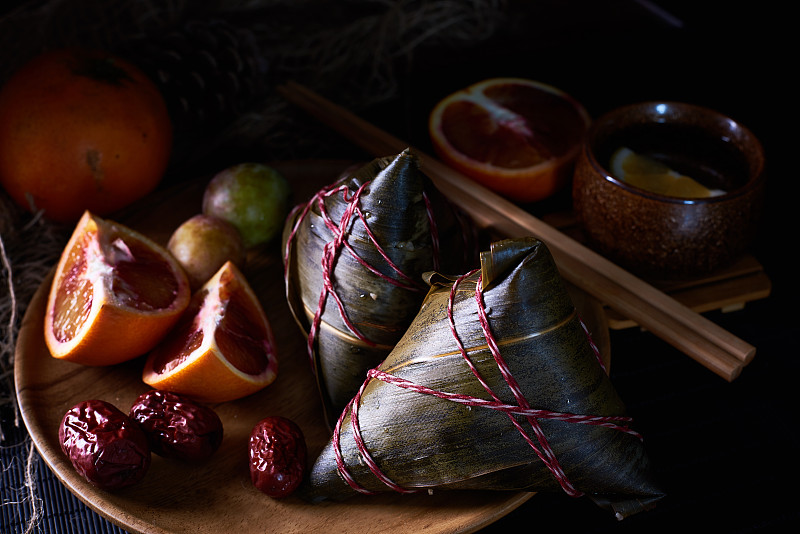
xmin=302 ymin=237 xmax=664 ymax=519
xmin=283 ymin=149 xmax=478 ymax=427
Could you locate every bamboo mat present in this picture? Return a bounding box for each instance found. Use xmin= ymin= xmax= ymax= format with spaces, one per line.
xmin=0 ymin=412 xmax=127 ymax=533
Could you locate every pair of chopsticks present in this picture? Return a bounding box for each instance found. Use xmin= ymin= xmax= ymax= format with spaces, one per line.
xmin=277 ymin=81 xmax=755 ymax=382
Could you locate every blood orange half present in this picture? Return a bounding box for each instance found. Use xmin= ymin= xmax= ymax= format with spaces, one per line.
xmin=428 ymin=77 xmax=591 ymax=203
xmin=141 ymin=261 xmax=278 ymax=403
xmin=44 ymin=211 xmax=191 ymax=366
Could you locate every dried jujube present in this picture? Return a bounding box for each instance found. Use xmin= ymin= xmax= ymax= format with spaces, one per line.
xmin=129 ymin=389 xmax=223 ymax=462
xmin=59 ymin=399 xmax=151 ymax=490
xmin=249 ymin=416 xmax=307 ymax=498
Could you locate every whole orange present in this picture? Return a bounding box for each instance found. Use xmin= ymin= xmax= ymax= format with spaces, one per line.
xmin=0 ymin=48 xmax=173 ymax=223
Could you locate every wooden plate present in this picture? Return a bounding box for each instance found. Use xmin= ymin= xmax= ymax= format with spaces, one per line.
xmin=14 ymin=160 xmax=609 ymax=534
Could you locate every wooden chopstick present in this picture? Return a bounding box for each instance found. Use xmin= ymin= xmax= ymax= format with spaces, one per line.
xmin=277 ymin=80 xmax=755 ymax=381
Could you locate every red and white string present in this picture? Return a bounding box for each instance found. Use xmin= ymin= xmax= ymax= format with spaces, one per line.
xmin=332 ymin=270 xmax=640 ymax=497
xmin=284 ymin=178 xmax=460 ymax=367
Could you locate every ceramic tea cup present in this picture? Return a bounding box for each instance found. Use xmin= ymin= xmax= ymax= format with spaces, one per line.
xmin=572 ymin=101 xmax=765 ymax=279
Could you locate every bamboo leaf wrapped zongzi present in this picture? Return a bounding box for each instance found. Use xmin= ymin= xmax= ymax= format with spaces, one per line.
xmin=282 ymin=149 xmax=478 ymax=427
xmin=301 ymin=237 xmax=664 ymax=519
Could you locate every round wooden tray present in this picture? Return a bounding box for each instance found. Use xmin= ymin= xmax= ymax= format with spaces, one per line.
xmin=14 ymin=160 xmax=609 ymax=534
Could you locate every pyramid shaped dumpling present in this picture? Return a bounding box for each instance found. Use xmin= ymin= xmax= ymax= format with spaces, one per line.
xmin=283 ymin=149 xmax=478 ymax=427
xmin=302 ymin=237 xmax=664 ymax=519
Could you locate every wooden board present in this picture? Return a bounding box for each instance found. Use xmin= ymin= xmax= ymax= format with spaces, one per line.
xmin=14 ymin=160 xmax=610 ymax=534
xmin=539 ymin=211 xmax=772 ymax=330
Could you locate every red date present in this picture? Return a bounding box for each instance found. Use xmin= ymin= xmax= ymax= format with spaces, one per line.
xmin=59 ymin=399 xmax=150 ymax=490
xmin=249 ymin=416 xmax=307 ymax=498
xmin=129 ymin=389 xmax=223 ymax=462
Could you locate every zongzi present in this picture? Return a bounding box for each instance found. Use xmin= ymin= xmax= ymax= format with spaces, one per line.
xmin=282 ymin=149 xmax=478 ymax=427
xmin=302 ymin=237 xmax=664 ymax=519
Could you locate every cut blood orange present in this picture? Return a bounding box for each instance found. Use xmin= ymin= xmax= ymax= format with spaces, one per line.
xmin=142 ymin=261 xmax=278 ymax=403
xmin=428 ymin=77 xmax=591 ymax=203
xmin=45 ymin=211 xmax=191 ymax=366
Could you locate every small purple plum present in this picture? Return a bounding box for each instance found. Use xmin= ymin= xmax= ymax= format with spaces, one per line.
xmin=167 ymin=214 xmax=246 ymax=289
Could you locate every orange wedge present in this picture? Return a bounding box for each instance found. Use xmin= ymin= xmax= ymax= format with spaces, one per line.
xmin=44 ymin=211 xmax=191 ymax=366
xmin=141 ymin=261 xmax=278 ymax=403
xmin=429 ymin=77 xmax=591 ymax=203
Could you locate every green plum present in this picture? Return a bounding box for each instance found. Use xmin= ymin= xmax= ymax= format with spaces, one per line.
xmin=167 ymin=214 xmax=246 ymax=290
xmin=202 ymin=163 xmax=291 ymax=249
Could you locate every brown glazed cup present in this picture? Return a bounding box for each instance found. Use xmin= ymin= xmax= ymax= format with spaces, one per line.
xmin=572 ymin=101 xmax=766 ymax=279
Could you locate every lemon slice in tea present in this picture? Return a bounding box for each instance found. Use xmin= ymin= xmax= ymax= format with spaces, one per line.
xmin=610 ymin=147 xmax=725 ymax=199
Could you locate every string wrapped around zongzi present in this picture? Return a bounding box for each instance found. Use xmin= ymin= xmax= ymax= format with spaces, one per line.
xmin=301 ymin=237 xmax=664 ymax=519
xmin=282 ymin=149 xmax=478 ymax=427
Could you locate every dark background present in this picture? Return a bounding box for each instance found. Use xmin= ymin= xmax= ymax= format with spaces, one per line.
xmin=2 ymin=1 xmax=796 ymax=532
xmin=470 ymin=2 xmax=798 ymax=532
